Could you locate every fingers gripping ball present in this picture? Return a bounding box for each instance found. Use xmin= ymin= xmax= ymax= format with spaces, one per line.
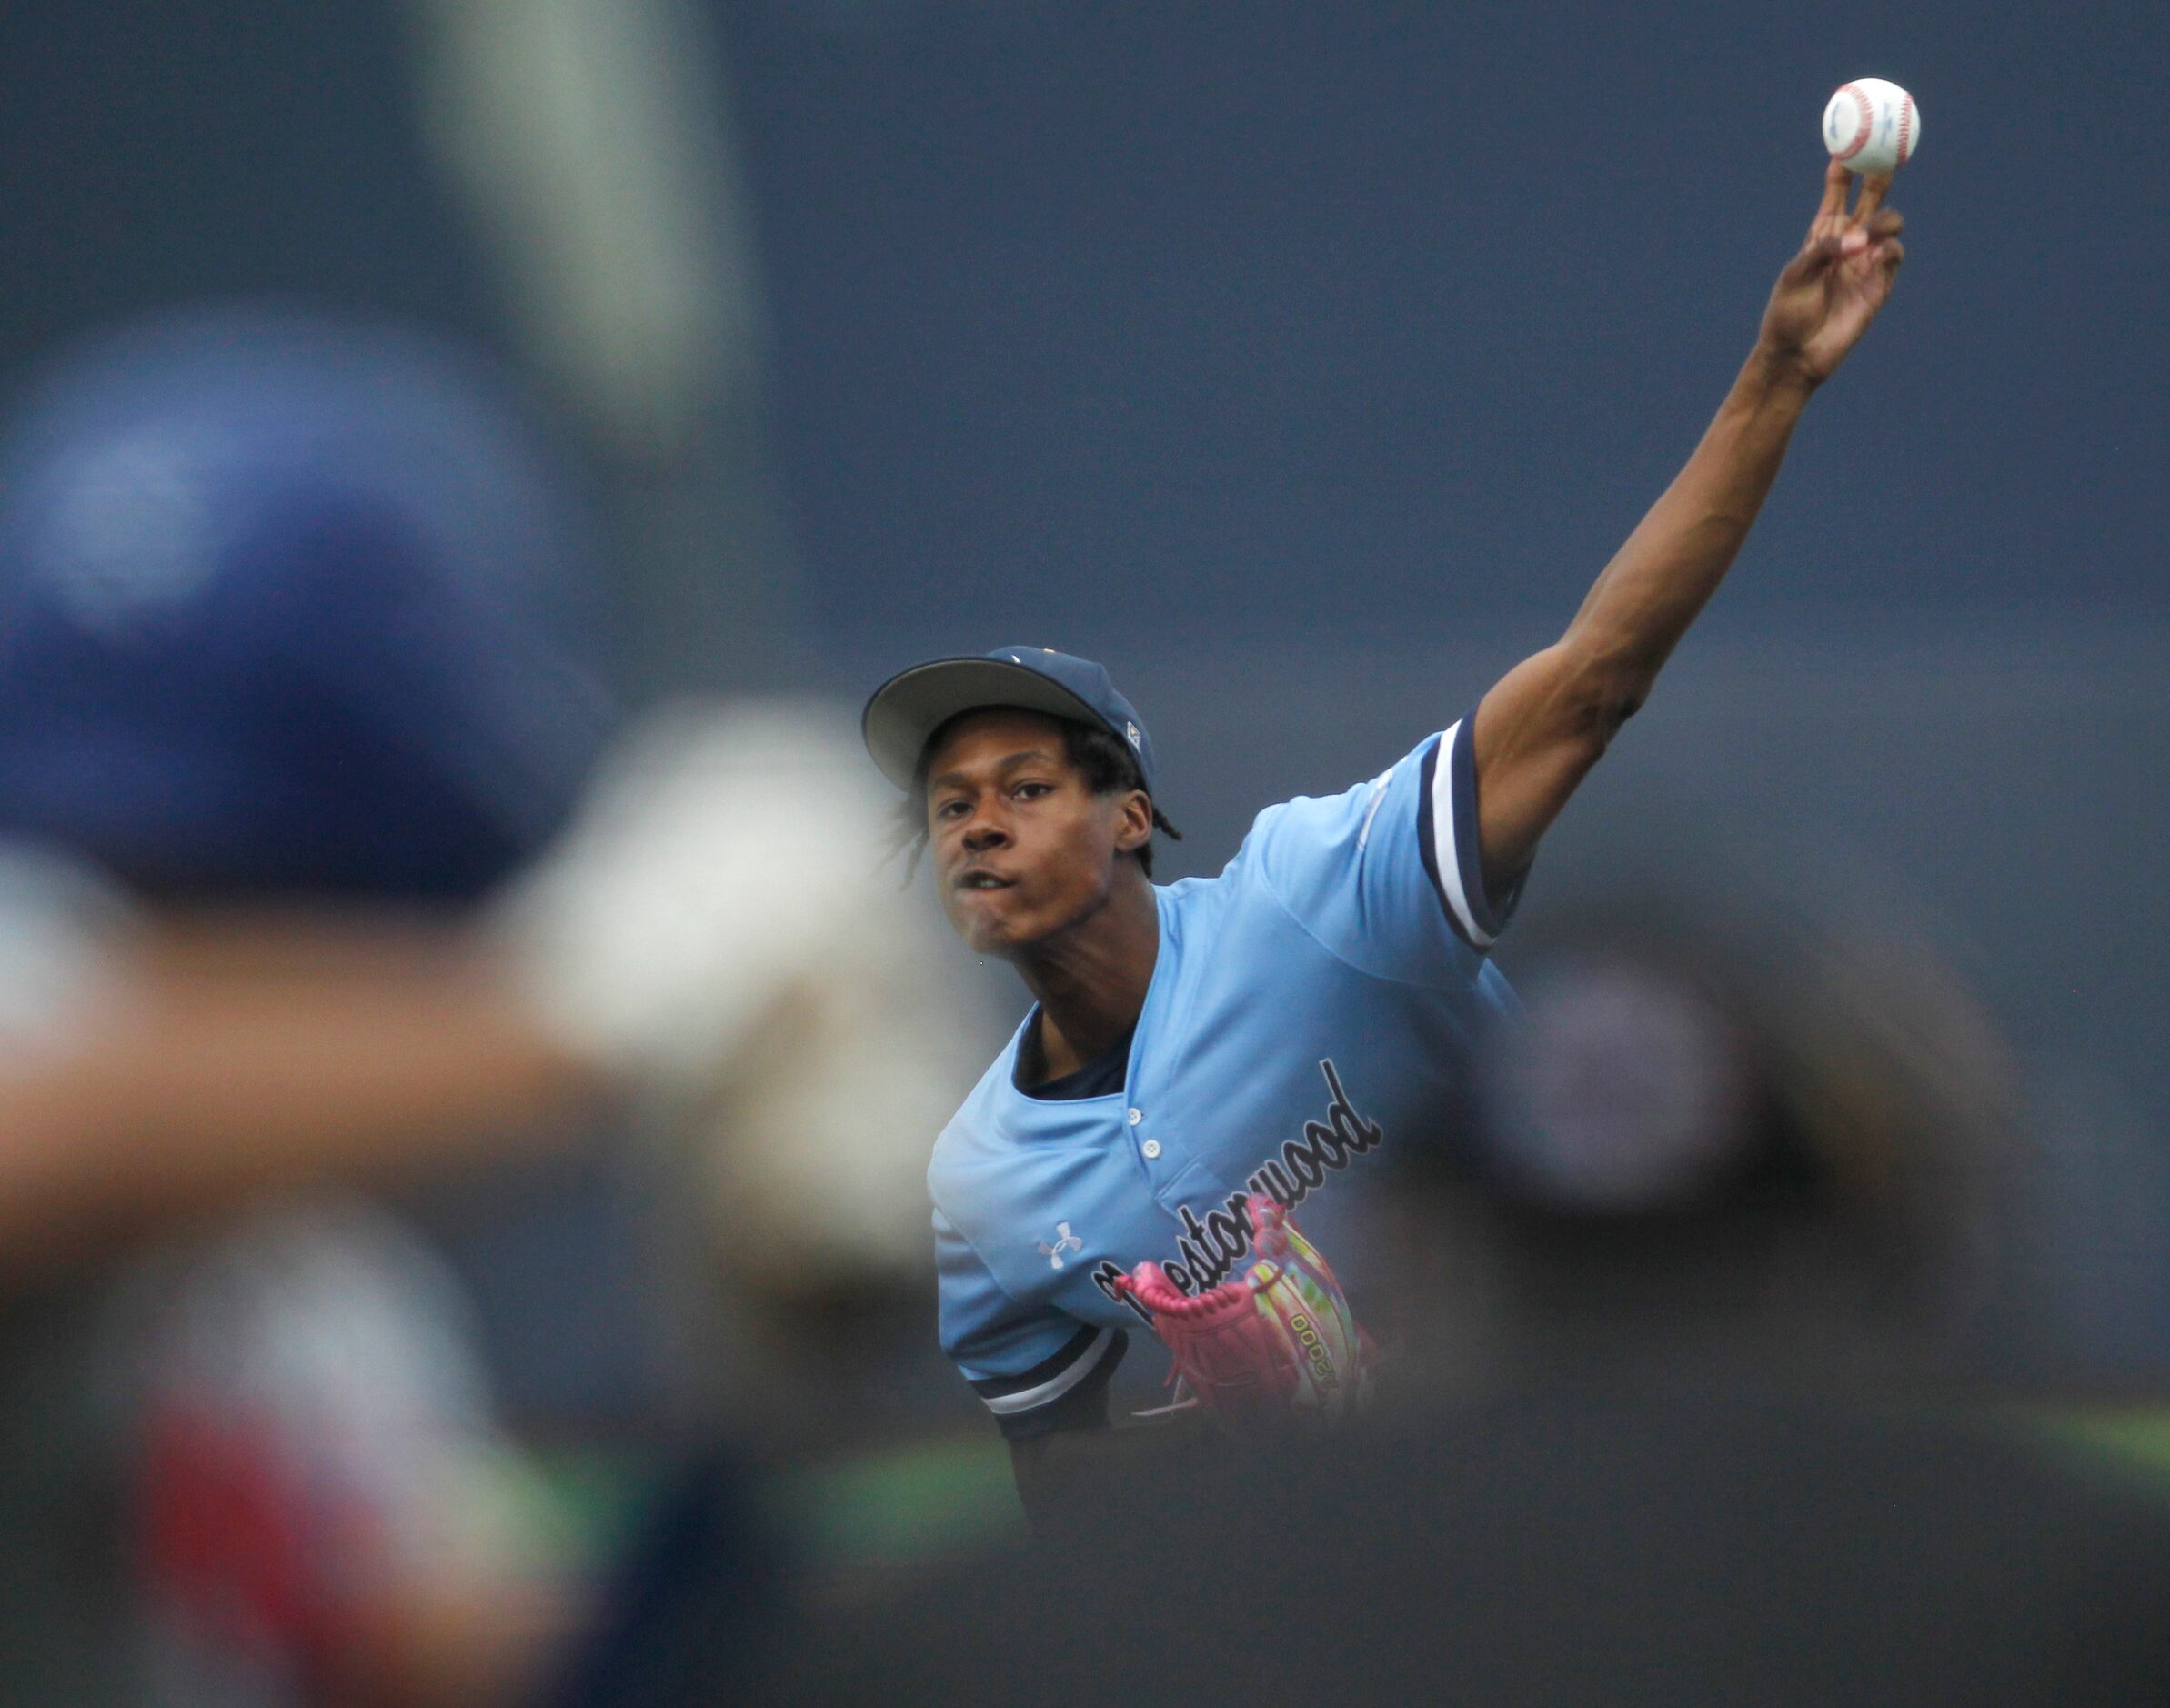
xmin=1116 ymin=1196 xmax=1372 ymax=1432
xmin=1823 ymin=79 xmax=1920 ymax=176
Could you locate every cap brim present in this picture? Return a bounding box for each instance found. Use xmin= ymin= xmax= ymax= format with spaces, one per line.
xmin=861 ymin=657 xmax=1112 ymax=791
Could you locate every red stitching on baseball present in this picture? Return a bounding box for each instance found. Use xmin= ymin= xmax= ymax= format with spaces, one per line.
xmin=1896 ymin=95 xmax=1913 ymax=165
xmin=1833 ymin=83 xmax=1873 ymax=161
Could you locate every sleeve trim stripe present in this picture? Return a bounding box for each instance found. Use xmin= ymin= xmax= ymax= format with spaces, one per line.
xmin=1424 ymin=720 xmax=1499 ymax=951
xmin=977 ymin=1325 xmax=1118 ymax=1416
xmin=967 ymin=1320 xmax=1102 ymax=1397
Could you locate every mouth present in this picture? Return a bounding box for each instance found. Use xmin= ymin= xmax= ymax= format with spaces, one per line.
xmin=954 ymin=868 xmax=1016 ymax=893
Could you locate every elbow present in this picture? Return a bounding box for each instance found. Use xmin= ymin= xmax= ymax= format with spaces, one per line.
xmin=1562 ymin=620 xmax=1660 ymax=743
xmin=1544 ymin=616 xmax=1657 ymax=746
xmin=1601 ymin=678 xmax=1650 ymax=742
xmin=1558 ymin=665 xmax=1649 ymax=761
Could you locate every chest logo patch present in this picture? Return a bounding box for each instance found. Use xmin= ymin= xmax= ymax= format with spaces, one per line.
xmin=1091 ymin=1060 xmax=1382 ymax=1320
xmin=1038 ymin=1222 xmax=1084 ymax=1270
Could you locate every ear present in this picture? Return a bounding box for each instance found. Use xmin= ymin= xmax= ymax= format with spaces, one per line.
xmin=1111 ymin=789 xmax=1154 ymax=855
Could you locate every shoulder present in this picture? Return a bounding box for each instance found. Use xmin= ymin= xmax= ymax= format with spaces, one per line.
xmin=1236 ymin=737 xmax=1442 ymax=878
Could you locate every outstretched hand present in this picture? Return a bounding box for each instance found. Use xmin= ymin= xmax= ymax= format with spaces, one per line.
xmin=1758 ymin=160 xmax=1905 ymax=388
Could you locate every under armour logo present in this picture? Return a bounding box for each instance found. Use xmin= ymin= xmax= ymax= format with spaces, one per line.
xmin=1125 ymin=722 xmax=1140 ymax=748
xmin=1038 ymin=1222 xmax=1083 ymax=1270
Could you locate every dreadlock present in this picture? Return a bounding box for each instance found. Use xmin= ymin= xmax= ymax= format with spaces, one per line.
xmin=889 ymin=713 xmax=1181 ymax=883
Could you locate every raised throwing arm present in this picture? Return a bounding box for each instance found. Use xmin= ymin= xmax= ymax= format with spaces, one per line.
xmin=1472 ymin=162 xmax=1906 ymax=893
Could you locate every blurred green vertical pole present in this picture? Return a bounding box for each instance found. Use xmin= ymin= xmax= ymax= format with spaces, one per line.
xmin=397 ymin=0 xmax=799 ymax=698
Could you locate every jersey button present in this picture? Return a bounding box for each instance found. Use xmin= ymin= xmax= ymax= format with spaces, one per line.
xmin=1140 ymin=1140 xmax=1162 ymax=1159
xmin=1126 ymin=1109 xmax=1142 ymax=1126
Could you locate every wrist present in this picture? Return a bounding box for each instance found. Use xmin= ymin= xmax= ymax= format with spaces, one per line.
xmin=1742 ymin=339 xmax=1823 ymax=405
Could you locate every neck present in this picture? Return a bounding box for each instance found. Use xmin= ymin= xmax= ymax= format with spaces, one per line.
xmin=1015 ymin=869 xmax=1160 ymax=1083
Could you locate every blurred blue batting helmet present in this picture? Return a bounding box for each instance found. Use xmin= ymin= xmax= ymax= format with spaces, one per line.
xmin=0 ymin=306 xmax=617 ymax=902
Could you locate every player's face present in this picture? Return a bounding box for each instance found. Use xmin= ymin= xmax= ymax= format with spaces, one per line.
xmin=923 ymin=709 xmax=1147 ymax=957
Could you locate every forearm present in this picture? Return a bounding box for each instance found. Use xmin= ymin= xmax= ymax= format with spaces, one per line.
xmin=0 ymin=918 xmax=602 ymax=1271
xmin=1561 ymin=342 xmax=1815 ymax=711
xmin=1472 ymin=164 xmax=1902 ymax=886
xmin=1472 ymin=346 xmax=1818 ymax=887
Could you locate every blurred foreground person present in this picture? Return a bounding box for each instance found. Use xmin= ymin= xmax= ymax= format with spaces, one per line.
xmin=747 ymin=904 xmax=2170 ymax=1707
xmin=0 ymin=310 xmax=945 ymax=1703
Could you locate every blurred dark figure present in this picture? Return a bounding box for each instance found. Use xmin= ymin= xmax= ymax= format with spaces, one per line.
xmin=0 ymin=306 xmax=613 ymax=1704
xmin=1400 ymin=898 xmax=2016 ymax=1400
xmin=0 ymin=306 xmax=980 ymax=1705
xmin=743 ymin=900 xmax=2170 ymax=1707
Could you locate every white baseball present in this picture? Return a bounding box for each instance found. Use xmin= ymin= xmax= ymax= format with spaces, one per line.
xmin=1822 ymin=78 xmax=1920 ymax=176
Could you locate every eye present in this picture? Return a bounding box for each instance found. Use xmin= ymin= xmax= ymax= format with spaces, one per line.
xmin=933 ymin=798 xmax=970 ymax=821
xmin=1013 ymin=780 xmax=1053 ymax=800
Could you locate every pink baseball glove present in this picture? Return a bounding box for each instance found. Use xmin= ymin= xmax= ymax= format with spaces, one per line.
xmin=1115 ymin=1195 xmax=1372 ymax=1432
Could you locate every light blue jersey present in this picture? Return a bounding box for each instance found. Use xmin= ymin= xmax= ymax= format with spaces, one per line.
xmin=930 ymin=715 xmax=1520 ymax=1437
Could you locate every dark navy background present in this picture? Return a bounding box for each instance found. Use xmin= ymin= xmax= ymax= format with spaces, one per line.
xmin=2 ymin=3 xmax=2163 ymax=639
xmin=714 ymin=1 xmax=2165 ymax=642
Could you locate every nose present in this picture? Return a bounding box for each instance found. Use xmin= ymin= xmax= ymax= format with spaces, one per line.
xmin=962 ymin=812 xmax=1010 ymax=853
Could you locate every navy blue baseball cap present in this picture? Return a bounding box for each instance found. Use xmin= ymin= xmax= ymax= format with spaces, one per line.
xmin=862 ymin=646 xmax=1156 ymax=797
